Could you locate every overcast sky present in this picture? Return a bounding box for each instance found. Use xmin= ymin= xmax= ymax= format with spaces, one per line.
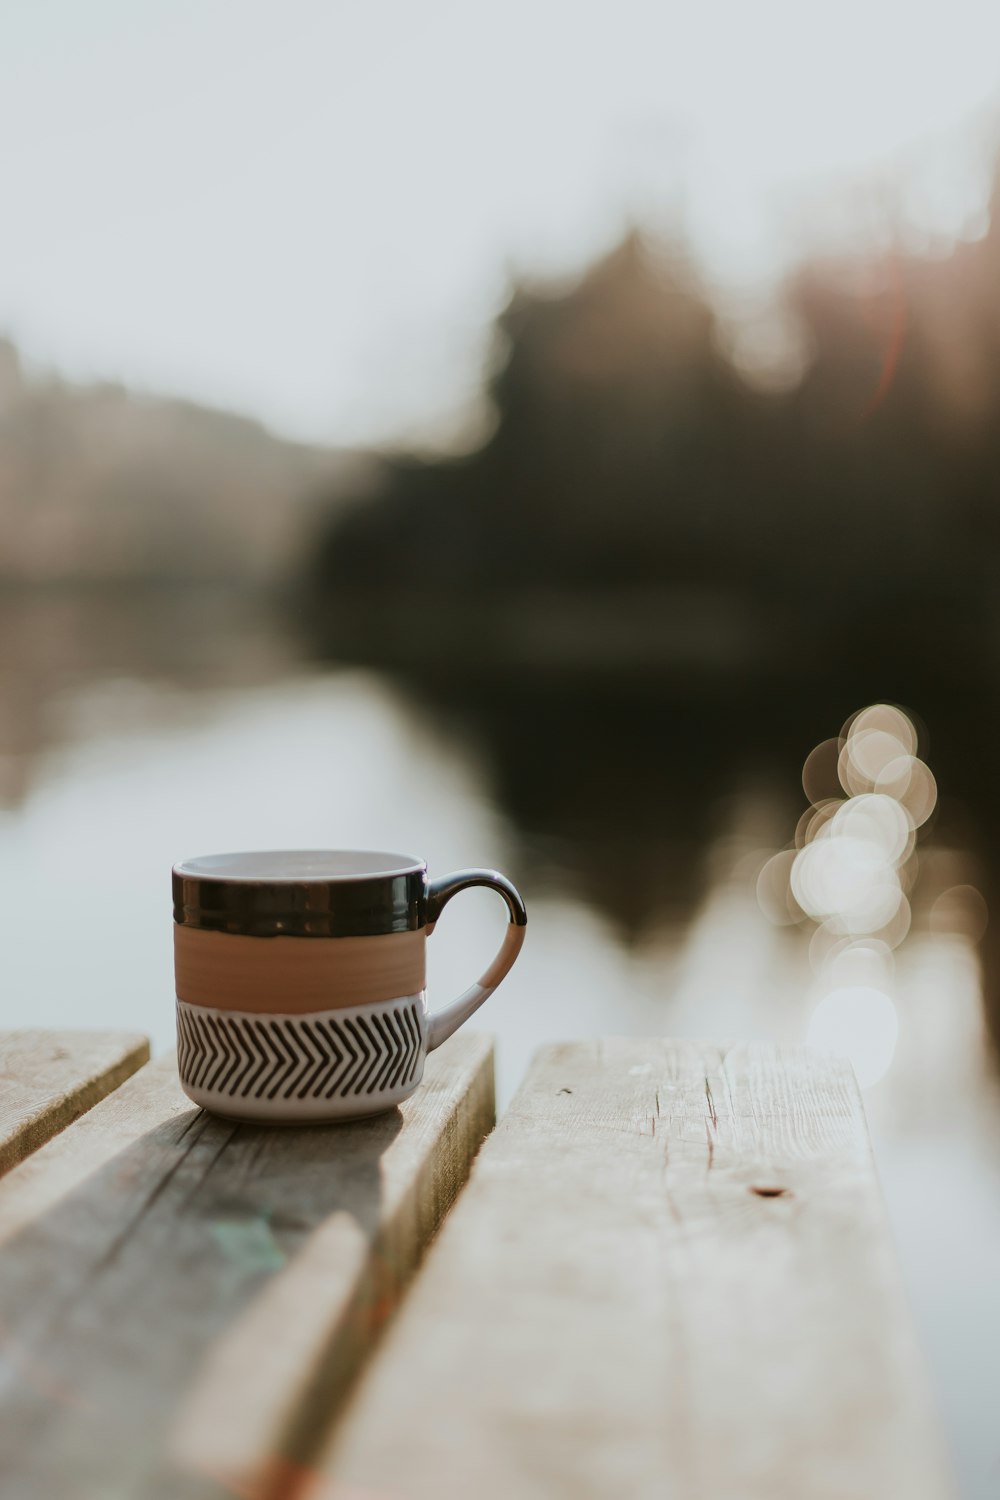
xmin=1 ymin=0 xmax=998 ymax=449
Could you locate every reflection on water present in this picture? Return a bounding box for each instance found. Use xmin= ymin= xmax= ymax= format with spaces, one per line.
xmin=0 ymin=594 xmax=998 ymax=1496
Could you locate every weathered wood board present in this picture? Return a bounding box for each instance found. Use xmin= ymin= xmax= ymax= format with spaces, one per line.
xmin=321 ymin=1039 xmax=956 ymax=1500
xmin=0 ymin=1029 xmax=149 ymax=1176
xmin=0 ymin=1032 xmax=494 ymax=1499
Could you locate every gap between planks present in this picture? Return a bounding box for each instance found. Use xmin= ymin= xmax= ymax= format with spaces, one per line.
xmin=0 ymin=1030 xmax=494 ymax=1500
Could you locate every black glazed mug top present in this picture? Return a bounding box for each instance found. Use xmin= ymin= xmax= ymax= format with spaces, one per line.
xmin=172 ymin=849 xmax=428 ymax=939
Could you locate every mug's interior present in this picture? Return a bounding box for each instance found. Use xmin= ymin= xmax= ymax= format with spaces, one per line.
xmin=174 ymin=850 xmax=425 ymax=882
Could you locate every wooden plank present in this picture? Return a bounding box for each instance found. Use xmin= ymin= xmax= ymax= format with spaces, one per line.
xmin=0 ymin=1029 xmax=149 ymax=1176
xmin=0 ymin=1031 xmax=494 ymax=1499
xmin=321 ymin=1040 xmax=956 ymax=1500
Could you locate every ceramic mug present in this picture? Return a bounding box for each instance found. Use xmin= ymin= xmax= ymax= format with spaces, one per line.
xmin=172 ymin=850 xmax=526 ymax=1123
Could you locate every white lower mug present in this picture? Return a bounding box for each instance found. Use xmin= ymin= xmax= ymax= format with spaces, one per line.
xmin=172 ymin=850 xmax=526 ymax=1123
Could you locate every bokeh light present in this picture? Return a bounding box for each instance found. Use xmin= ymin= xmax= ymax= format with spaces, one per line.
xmin=759 ymin=702 xmax=940 ymax=1087
xmin=875 ymin=756 xmax=938 ymax=827
xmin=929 ymin=884 xmax=990 ymax=942
xmin=806 ymin=984 xmax=900 ymax=1088
xmin=842 ymin=704 xmax=919 ymax=755
xmin=755 ymin=850 xmax=801 ymax=926
xmin=789 ymin=705 xmax=934 ymax=944
xmin=801 ymin=739 xmax=843 ymax=805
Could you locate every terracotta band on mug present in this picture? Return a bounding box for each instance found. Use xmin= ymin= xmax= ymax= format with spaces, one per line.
xmin=173 ymin=925 xmax=427 ymax=1014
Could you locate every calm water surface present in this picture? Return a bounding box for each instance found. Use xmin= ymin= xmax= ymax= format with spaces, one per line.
xmin=0 ymin=594 xmax=997 ymax=1496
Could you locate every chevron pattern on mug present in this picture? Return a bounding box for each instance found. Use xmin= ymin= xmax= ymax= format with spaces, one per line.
xmin=175 ymin=995 xmax=428 ymax=1122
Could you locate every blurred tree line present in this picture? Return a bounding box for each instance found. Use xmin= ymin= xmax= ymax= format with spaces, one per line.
xmin=0 ymin=342 xmax=372 ymax=588
xmin=311 ymin=187 xmax=1000 ymax=701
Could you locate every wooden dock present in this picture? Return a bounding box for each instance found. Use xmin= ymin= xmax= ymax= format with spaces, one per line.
xmin=0 ymin=1030 xmax=955 ymax=1498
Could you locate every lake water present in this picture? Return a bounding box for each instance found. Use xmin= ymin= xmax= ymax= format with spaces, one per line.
xmin=0 ymin=592 xmax=997 ymax=1496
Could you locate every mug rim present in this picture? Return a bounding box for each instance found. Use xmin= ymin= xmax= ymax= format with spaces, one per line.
xmin=173 ymin=849 xmax=426 ymax=884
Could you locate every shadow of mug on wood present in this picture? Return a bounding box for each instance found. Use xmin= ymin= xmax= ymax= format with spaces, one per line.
xmin=172 ymin=850 xmax=527 ymax=1123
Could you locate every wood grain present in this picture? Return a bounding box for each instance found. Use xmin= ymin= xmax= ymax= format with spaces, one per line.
xmin=0 ymin=1029 xmax=149 ymax=1177
xmin=0 ymin=1032 xmax=494 ymax=1499
xmin=321 ymin=1039 xmax=956 ymax=1500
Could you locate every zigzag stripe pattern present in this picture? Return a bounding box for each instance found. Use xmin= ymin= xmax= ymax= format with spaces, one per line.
xmin=176 ymin=997 xmax=425 ymax=1104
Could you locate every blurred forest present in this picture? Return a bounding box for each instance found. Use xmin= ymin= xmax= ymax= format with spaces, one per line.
xmin=310 ymin=201 xmax=1000 ymax=703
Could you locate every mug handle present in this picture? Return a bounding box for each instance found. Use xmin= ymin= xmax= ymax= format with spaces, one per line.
xmin=425 ymin=869 xmax=527 ymax=1051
